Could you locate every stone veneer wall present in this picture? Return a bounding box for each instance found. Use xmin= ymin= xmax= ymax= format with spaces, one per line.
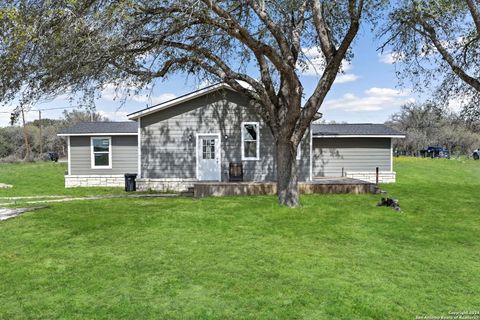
xmin=65 ymin=175 xmax=125 ymax=188
xmin=136 ymin=178 xmax=197 ymax=192
xmin=345 ymin=171 xmax=396 ymax=184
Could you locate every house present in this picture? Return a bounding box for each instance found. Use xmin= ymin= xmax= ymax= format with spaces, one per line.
xmin=58 ymin=83 xmax=405 ymax=190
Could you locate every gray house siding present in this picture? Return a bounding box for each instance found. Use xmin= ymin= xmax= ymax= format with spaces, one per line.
xmin=69 ymin=135 xmax=138 ymax=175
xmin=312 ymin=137 xmax=391 ymax=177
xmin=140 ymin=89 xmax=310 ymax=182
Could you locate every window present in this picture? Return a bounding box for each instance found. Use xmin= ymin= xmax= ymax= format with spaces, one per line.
xmin=202 ymin=138 xmax=216 ymax=159
xmin=91 ymin=137 xmax=111 ymax=168
xmin=297 ymin=144 xmax=301 ymax=160
xmin=241 ymin=122 xmax=259 ymax=160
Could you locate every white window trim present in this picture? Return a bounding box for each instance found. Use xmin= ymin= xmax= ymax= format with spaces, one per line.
xmin=91 ymin=137 xmax=112 ymax=169
xmin=390 ymin=138 xmax=393 ymax=171
xmin=67 ymin=136 xmax=71 ymax=175
xmin=137 ymin=118 xmax=142 ymax=177
xmin=296 ymin=143 xmax=301 ymax=160
xmin=241 ymin=122 xmax=260 ymax=160
xmin=309 ymin=128 xmax=313 ymax=181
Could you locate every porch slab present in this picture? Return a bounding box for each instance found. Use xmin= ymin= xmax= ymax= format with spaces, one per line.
xmin=193 ymin=178 xmax=375 ymax=197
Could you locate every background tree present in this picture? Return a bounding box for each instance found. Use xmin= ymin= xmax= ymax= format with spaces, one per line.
xmin=387 ymin=102 xmax=480 ymax=156
xmin=0 ymin=110 xmax=109 ymax=161
xmin=379 ymin=0 xmax=480 ymax=126
xmin=61 ymin=110 xmax=109 ymax=124
xmin=0 ymin=0 xmax=383 ymax=207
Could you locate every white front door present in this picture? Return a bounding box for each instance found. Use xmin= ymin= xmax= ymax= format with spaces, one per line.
xmin=197 ymin=134 xmax=221 ymax=181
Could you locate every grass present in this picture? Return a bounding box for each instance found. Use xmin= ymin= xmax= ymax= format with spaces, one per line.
xmin=0 ymin=158 xmax=479 ymax=319
xmin=0 ymin=161 xmax=126 ymax=197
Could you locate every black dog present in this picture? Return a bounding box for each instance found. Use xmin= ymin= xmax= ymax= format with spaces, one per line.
xmin=377 ymin=197 xmax=401 ymax=211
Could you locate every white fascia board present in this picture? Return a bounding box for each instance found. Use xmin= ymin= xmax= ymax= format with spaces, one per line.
xmin=127 ymin=83 xmax=233 ymax=120
xmin=57 ymin=133 xmax=138 ymax=137
xmin=312 ymin=135 xmax=406 ymax=138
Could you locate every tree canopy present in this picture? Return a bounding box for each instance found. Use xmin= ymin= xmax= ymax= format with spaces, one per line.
xmin=0 ymin=0 xmax=384 ymax=206
xmin=379 ymin=0 xmax=480 ymax=124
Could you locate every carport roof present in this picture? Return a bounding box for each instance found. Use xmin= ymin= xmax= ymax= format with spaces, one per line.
xmin=311 ymin=123 xmax=405 ymax=137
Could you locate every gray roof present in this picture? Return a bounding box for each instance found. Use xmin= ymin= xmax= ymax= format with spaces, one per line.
xmin=58 ymin=121 xmax=138 ymax=135
xmin=311 ymin=123 xmax=404 ymax=136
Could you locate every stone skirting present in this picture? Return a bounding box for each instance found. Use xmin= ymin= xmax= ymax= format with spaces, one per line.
xmin=65 ymin=175 xmax=125 ymax=188
xmin=194 ymin=179 xmax=374 ymax=197
xmin=136 ymin=178 xmax=197 ymax=192
xmin=345 ymin=171 xmax=396 ymax=184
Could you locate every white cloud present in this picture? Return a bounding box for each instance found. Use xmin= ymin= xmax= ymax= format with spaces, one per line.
xmin=447 ymin=93 xmax=474 ymax=114
xmin=299 ymin=47 xmax=326 ymax=76
xmin=299 ymin=47 xmax=358 ymax=84
xmin=198 ymin=79 xmax=215 ymax=89
xmin=324 ymin=87 xmax=414 ymax=112
xmin=131 ymin=93 xmax=177 ymax=105
xmin=378 ymin=51 xmax=405 ymax=64
xmin=97 ymin=110 xmax=130 ymax=121
xmin=100 ymin=83 xmax=176 ymax=106
xmin=335 ymin=74 xmax=359 ymax=84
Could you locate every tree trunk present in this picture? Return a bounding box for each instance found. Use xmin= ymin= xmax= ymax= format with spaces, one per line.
xmin=276 ymin=138 xmax=300 ymax=207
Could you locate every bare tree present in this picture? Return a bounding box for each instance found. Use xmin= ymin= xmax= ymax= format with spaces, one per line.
xmin=0 ymin=0 xmax=382 ymax=206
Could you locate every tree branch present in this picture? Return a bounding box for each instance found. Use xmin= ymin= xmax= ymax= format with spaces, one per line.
xmin=419 ymin=20 xmax=480 ymax=92
xmin=465 ymin=0 xmax=480 ymax=34
xmin=311 ymin=0 xmax=336 ymax=61
xmin=297 ymin=0 xmax=362 ymax=141
xmin=291 ymin=0 xmax=308 ymax=62
xmin=198 ymin=0 xmax=289 ymax=74
xmin=246 ymin=0 xmax=294 ymax=66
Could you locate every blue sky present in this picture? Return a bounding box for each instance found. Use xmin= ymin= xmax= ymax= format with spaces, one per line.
xmin=0 ymin=28 xmax=428 ymax=127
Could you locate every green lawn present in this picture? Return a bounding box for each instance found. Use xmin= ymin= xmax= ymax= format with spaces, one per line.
xmin=0 ymin=162 xmax=126 ymax=197
xmin=1 ymin=158 xmax=479 ymax=319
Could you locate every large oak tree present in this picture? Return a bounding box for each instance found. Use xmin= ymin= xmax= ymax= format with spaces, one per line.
xmin=0 ymin=0 xmax=381 ymax=206
xmin=379 ymin=0 xmax=480 ymax=127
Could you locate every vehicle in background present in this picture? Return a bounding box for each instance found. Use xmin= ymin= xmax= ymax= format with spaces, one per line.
xmin=473 ymin=149 xmax=479 ymax=160
xmin=420 ymin=146 xmax=450 ymax=159
xmin=47 ymin=152 xmax=59 ymax=162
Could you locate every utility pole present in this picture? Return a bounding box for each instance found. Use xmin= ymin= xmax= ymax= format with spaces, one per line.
xmin=21 ymin=108 xmax=30 ymax=160
xmin=38 ymin=110 xmax=43 ymax=155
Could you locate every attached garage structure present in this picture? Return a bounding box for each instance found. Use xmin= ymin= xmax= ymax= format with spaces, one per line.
xmin=310 ymin=124 xmax=405 ymax=183
xmin=58 ymin=122 xmax=138 ymax=187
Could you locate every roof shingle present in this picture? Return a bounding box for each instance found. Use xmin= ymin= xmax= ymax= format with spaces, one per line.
xmin=58 ymin=121 xmax=137 ymax=135
xmin=311 ymin=123 xmax=403 ymax=136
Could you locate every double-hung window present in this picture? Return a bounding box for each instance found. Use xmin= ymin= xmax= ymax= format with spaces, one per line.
xmin=91 ymin=137 xmax=112 ymax=169
xmin=241 ymin=122 xmax=260 ymax=160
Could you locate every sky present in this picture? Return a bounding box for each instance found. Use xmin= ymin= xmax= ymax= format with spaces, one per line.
xmin=0 ymin=26 xmax=431 ymax=127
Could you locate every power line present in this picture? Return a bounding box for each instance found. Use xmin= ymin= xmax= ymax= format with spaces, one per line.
xmin=0 ymin=105 xmax=82 ymax=114
xmin=33 ymin=106 xmax=80 ymax=111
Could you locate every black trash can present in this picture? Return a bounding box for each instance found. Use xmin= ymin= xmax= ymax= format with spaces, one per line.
xmin=124 ymin=173 xmax=137 ymax=192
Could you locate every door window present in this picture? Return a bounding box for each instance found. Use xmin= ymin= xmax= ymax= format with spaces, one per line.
xmin=202 ymin=139 xmax=216 ymax=159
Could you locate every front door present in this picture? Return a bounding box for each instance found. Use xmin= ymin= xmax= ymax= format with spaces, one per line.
xmin=197 ymin=134 xmax=221 ymax=181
